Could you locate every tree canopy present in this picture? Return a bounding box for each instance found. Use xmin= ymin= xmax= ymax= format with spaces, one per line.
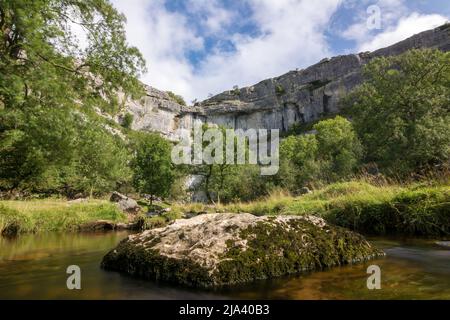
xmin=131 ymin=133 xmax=174 ymax=204
xmin=345 ymin=49 xmax=450 ymax=174
xmin=0 ymin=0 xmax=146 ymax=195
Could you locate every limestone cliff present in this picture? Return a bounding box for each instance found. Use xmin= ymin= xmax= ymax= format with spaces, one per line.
xmin=122 ymin=24 xmax=450 ymax=138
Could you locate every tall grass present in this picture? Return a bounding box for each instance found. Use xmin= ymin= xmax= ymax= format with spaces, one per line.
xmin=171 ymin=180 xmax=450 ymax=237
xmin=0 ymin=199 xmax=127 ymax=235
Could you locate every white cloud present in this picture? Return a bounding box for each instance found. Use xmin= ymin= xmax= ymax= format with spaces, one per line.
xmin=340 ymin=0 xmax=408 ymax=42
xmin=112 ymin=0 xmax=341 ymax=102
xmin=339 ymin=0 xmax=448 ymax=52
xmin=111 ymin=0 xmax=448 ymax=102
xmin=358 ymin=12 xmax=448 ymax=52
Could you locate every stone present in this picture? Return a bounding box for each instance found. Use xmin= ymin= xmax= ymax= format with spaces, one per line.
xmin=110 ymin=191 xmax=127 ymax=202
xmin=101 ymin=213 xmax=384 ymax=288
xmin=435 ymin=241 xmax=450 ymax=248
xmin=146 ymin=211 xmax=160 ymax=217
xmin=79 ymin=220 xmax=115 ymax=231
xmin=115 ymin=25 xmax=449 ymax=144
xmin=110 ymin=191 xmax=141 ymax=214
xmin=299 ymin=187 xmax=312 ymax=195
xmin=147 ymin=207 xmax=172 ymax=217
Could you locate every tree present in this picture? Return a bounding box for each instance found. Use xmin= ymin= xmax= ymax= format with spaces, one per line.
xmin=132 ymin=133 xmax=174 ymax=204
xmin=313 ymin=116 xmax=362 ymax=181
xmin=74 ymin=121 xmax=130 ymax=198
xmin=0 ymin=0 xmax=146 ymax=112
xmin=278 ymin=116 xmax=362 ymax=189
xmin=0 ymin=0 xmax=146 ymax=194
xmin=345 ymin=49 xmax=450 ymax=175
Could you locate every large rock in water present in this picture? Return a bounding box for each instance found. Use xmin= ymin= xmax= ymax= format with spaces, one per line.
xmin=101 ymin=213 xmax=383 ymax=287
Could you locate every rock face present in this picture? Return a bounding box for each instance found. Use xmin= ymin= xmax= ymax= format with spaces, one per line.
xmin=120 ymin=25 xmax=450 ymax=139
xmin=110 ymin=191 xmax=141 ymax=214
xmin=101 ymin=213 xmax=383 ymax=288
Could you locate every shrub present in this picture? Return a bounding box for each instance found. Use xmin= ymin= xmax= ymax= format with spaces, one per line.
xmin=166 ymin=91 xmax=186 ymax=106
xmin=122 ymin=113 xmax=134 ymax=129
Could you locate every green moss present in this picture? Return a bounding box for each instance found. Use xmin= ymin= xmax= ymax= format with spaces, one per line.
xmin=308 ymin=79 xmax=331 ymax=92
xmin=215 ymin=219 xmax=381 ymax=285
xmin=101 ymin=218 xmax=382 ymax=288
xmin=275 ymin=84 xmax=286 ymax=96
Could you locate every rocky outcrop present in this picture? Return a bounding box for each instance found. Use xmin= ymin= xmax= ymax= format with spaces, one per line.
xmin=120 ymin=24 xmax=450 ymax=138
xmin=101 ymin=213 xmax=383 ymax=288
xmin=110 ymin=192 xmax=141 ymax=214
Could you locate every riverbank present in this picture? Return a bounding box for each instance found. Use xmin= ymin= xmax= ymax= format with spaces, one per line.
xmin=172 ymin=181 xmax=450 ymax=237
xmin=0 ymin=199 xmax=128 ymax=236
xmin=1 ymin=180 xmax=449 ymax=238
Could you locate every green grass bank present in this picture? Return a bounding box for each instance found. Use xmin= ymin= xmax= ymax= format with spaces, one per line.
xmin=172 ymin=181 xmax=450 ymax=237
xmin=0 ymin=200 xmax=127 ymax=236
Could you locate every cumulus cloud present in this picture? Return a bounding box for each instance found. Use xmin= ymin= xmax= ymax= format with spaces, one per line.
xmin=358 ymin=13 xmax=448 ymax=52
xmin=111 ymin=0 xmax=448 ymax=102
xmin=339 ymin=0 xmax=447 ymax=52
xmin=112 ymin=0 xmax=341 ymax=102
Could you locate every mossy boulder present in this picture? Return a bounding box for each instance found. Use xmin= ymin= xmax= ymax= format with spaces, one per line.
xmin=101 ymin=213 xmax=383 ymax=288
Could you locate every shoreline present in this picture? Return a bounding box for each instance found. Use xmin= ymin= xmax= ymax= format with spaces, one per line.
xmin=1 ymin=180 xmax=449 ymax=238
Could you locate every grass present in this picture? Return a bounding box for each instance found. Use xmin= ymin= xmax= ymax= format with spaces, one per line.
xmin=2 ymin=180 xmax=448 ymax=237
xmin=0 ymin=199 xmax=127 ymax=236
xmin=171 ymin=180 xmax=450 ymax=237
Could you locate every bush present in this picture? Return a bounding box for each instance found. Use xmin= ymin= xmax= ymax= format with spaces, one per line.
xmin=278 ymin=116 xmax=362 ymax=190
xmin=166 ymin=91 xmax=186 ymax=106
xmin=275 ymin=84 xmax=285 ymax=96
xmin=122 ymin=113 xmax=134 ymax=129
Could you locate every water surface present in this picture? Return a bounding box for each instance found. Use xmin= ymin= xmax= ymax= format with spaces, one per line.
xmin=0 ymin=232 xmax=449 ymax=299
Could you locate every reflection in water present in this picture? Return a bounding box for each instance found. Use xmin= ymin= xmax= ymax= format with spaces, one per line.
xmin=0 ymin=232 xmax=449 ymax=299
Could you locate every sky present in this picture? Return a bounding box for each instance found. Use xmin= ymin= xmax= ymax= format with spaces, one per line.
xmin=109 ymin=0 xmax=450 ymax=102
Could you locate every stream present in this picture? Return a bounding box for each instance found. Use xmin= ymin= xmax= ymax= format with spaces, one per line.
xmin=0 ymin=231 xmax=449 ymax=299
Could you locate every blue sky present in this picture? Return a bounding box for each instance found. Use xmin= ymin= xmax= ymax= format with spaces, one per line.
xmin=111 ymin=0 xmax=449 ymax=102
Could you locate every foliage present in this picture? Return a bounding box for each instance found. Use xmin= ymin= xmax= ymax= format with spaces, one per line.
xmin=166 ymin=91 xmax=186 ymax=106
xmin=345 ymin=49 xmax=450 ymax=175
xmin=71 ymin=120 xmax=130 ymax=197
xmin=0 ymin=200 xmax=126 ymax=235
xmin=173 ymin=180 xmax=450 ymax=237
xmin=279 ymin=116 xmax=362 ymax=190
xmin=131 ymin=132 xmax=174 ymax=203
xmin=121 ymin=113 xmax=134 ymax=129
xmin=275 ymin=84 xmax=285 ymax=96
xmin=0 ymin=0 xmax=145 ymax=195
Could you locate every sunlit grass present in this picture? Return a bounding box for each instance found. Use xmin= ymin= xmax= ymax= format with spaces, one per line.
xmin=170 ymin=180 xmax=450 ymax=236
xmin=0 ymin=199 xmax=127 ymax=235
